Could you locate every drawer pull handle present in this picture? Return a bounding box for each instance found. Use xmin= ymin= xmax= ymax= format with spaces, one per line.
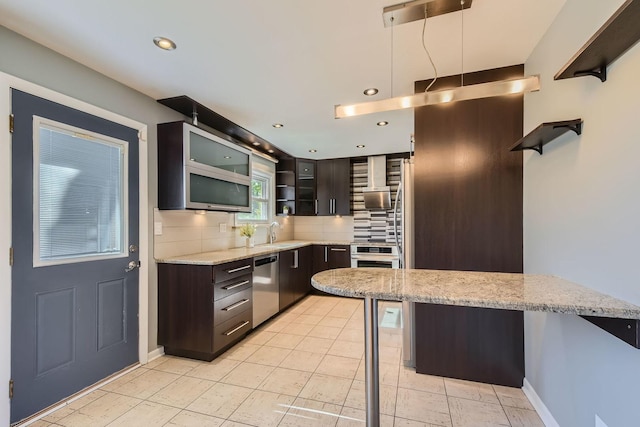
xmin=222 ymin=298 xmax=250 ymax=311
xmin=224 ymin=320 xmax=250 ymax=336
xmin=330 ymin=248 xmax=347 ymax=252
xmin=226 ymin=265 xmax=251 ymax=274
xmin=222 ymin=280 xmax=250 ymax=290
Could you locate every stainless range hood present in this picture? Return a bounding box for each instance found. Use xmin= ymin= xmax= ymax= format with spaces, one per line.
xmin=363 ymin=155 xmax=391 ymax=210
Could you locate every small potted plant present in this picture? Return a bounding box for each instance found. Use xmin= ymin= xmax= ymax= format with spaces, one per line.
xmin=239 ymin=223 xmax=257 ymax=248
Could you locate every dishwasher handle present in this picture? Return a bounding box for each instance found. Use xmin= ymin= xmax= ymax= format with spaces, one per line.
xmin=254 ymin=254 xmax=279 ymax=267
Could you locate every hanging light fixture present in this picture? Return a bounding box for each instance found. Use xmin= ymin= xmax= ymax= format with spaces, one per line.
xmin=334 ymin=0 xmax=540 ymax=119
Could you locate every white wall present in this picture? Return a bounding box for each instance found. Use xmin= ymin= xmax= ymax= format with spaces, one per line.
xmin=523 ymin=1 xmax=640 ymax=425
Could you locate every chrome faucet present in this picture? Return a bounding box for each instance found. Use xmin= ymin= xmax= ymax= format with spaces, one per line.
xmin=269 ymin=221 xmax=279 ymax=244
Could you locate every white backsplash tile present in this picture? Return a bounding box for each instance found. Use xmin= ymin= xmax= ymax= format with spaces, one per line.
xmin=154 ymin=207 xmax=353 ymax=259
xmin=154 ymin=209 xmax=298 ymax=258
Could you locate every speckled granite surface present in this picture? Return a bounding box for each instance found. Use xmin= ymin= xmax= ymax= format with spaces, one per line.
xmin=155 ymin=240 xmax=352 ymax=265
xmin=311 ymin=268 xmax=640 ymax=319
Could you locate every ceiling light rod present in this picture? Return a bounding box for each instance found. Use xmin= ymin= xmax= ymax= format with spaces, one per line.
xmin=383 ymin=0 xmax=472 ymax=27
xmin=335 ymin=75 xmax=540 ymax=119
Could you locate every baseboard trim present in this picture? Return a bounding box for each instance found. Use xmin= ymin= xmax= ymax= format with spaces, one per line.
xmin=147 ymin=346 xmax=165 ymax=363
xmin=523 ymin=378 xmax=559 ymax=427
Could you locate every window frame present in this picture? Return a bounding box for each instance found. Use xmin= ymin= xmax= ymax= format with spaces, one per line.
xmin=32 ymin=116 xmax=129 ymax=267
xmin=236 ymin=163 xmax=274 ymax=224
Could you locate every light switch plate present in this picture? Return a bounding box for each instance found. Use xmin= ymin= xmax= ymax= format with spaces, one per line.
xmin=154 ymin=221 xmax=163 ymax=236
xmin=219 ymin=223 xmax=227 ymax=233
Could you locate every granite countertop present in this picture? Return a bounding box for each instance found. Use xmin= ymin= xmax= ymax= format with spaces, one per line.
xmin=155 ymin=240 xmax=352 ymax=265
xmin=311 ymin=268 xmax=640 ymax=319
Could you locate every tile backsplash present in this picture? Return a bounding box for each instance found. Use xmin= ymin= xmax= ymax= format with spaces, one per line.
xmin=351 ymin=157 xmax=403 ymax=243
xmin=153 ymin=209 xmax=294 ymax=259
xmin=293 ymin=216 xmax=354 ymax=242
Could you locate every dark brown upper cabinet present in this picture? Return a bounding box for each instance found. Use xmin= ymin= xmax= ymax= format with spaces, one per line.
xmin=316 ymin=158 xmax=351 ymax=216
xmin=295 ymin=159 xmax=317 ymax=215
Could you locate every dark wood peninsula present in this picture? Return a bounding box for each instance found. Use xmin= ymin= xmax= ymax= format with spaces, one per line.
xmin=413 ymin=65 xmax=525 ymax=387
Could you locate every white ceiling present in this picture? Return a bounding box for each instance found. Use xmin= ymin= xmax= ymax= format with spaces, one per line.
xmin=0 ymin=0 xmax=566 ymax=159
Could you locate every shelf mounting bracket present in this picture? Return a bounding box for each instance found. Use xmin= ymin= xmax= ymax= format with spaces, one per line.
xmin=524 ymin=143 xmax=544 ymax=155
xmin=553 ymin=121 xmax=583 ymax=137
xmin=573 ymin=65 xmax=607 ymax=82
xmin=580 ymin=316 xmax=640 ymax=349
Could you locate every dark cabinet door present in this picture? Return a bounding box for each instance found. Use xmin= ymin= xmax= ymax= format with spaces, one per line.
xmin=158 ymin=264 xmax=214 ymax=355
xmin=279 ymin=249 xmax=295 ymax=310
xmin=316 ymin=160 xmax=332 ymax=215
xmin=328 ymin=245 xmax=351 ymax=268
xmin=316 ymin=159 xmax=351 ymax=216
xmin=280 ymin=247 xmax=313 ymax=309
xmin=332 ymin=158 xmax=351 ymax=216
xmin=295 ymin=246 xmax=313 ymax=299
xmin=312 ymin=245 xmax=329 ymax=275
xmin=296 ymin=159 xmax=317 ymax=215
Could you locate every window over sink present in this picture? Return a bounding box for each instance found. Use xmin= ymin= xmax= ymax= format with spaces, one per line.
xmin=236 ymin=161 xmax=274 ymax=223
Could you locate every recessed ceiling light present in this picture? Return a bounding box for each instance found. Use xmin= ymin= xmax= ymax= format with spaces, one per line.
xmin=252 ymin=142 xmax=261 ymax=146
xmin=309 ymin=149 xmax=317 ymax=153
xmin=356 ymin=145 xmax=365 ymax=148
xmin=272 ymin=123 xmax=284 ymax=128
xmin=224 ymin=156 xmax=231 ymax=159
xmin=268 ymin=149 xmax=275 ymax=153
xmin=377 ymin=121 xmax=389 ymax=126
xmin=153 ymin=37 xmax=176 ymax=51
xmin=364 ymin=88 xmax=379 ymax=96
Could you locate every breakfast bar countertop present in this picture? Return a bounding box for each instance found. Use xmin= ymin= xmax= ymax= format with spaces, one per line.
xmin=311 ymin=267 xmax=640 ymax=320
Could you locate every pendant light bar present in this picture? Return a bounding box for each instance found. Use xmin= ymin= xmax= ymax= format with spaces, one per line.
xmin=334 ymin=75 xmax=540 ymax=119
xmin=383 ymin=0 xmax=473 ymax=27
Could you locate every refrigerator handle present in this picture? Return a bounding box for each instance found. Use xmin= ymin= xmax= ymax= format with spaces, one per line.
xmin=393 ymin=177 xmax=403 ymax=269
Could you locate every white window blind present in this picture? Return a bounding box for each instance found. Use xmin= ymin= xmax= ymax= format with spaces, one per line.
xmin=35 ymin=119 xmax=127 ymax=264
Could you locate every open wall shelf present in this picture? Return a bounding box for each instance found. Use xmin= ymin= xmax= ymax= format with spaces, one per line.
xmin=510 ymin=119 xmax=583 ymax=155
xmin=555 ymin=0 xmax=640 ymax=82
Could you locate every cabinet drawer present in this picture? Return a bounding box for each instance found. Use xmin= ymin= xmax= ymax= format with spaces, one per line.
xmin=213 ymin=311 xmax=253 ymax=354
xmin=214 ymin=258 xmax=254 ymax=283
xmin=214 ymin=287 xmax=252 ymax=326
xmin=214 ymin=274 xmax=252 ymax=301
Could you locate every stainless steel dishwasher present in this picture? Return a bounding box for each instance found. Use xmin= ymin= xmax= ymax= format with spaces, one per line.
xmin=252 ymin=253 xmax=279 ymax=328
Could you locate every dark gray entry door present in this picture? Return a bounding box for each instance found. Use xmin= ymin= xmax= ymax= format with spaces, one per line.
xmin=10 ymin=89 xmax=139 ymax=423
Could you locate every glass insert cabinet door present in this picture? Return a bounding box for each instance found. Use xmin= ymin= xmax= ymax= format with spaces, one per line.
xmin=296 ymin=159 xmax=316 ymax=215
xmin=185 ymin=123 xmax=250 ymax=178
xmin=188 ymin=171 xmax=250 ymax=210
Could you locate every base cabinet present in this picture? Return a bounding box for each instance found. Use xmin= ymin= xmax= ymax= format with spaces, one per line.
xmin=158 ymin=258 xmax=253 ymax=361
xmin=279 ymin=246 xmax=313 ymax=311
xmin=312 ymin=244 xmax=350 ymax=275
xmin=311 ymin=244 xmax=350 ymax=296
xmin=415 ymin=303 xmax=524 ymax=387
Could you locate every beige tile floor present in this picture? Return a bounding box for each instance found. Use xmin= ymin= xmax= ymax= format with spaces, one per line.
xmin=32 ymin=295 xmax=544 ymax=427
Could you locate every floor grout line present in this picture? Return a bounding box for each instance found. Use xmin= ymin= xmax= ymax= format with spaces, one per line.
xmin=40 ymin=295 xmax=543 ymax=427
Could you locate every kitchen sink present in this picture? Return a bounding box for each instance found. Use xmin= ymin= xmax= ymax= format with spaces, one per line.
xmin=259 ymin=242 xmax=301 ymax=250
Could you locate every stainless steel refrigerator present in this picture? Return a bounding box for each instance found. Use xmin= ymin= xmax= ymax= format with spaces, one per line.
xmin=394 ymin=157 xmax=415 ymax=367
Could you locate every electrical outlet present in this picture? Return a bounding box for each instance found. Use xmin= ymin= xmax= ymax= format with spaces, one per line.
xmin=219 ymin=223 xmax=227 ymax=233
xmin=154 ymin=221 xmax=163 ymax=236
xmin=595 ymin=415 xmax=608 ymax=427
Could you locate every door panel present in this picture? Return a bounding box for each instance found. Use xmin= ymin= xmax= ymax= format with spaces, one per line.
xmin=10 ymin=89 xmax=139 ymax=423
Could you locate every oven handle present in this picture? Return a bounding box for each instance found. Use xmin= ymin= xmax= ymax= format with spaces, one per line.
xmin=350 ymin=255 xmax=400 ymax=262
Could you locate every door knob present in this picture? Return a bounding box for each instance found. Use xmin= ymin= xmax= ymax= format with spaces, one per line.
xmin=125 ymin=260 xmax=141 ymax=272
